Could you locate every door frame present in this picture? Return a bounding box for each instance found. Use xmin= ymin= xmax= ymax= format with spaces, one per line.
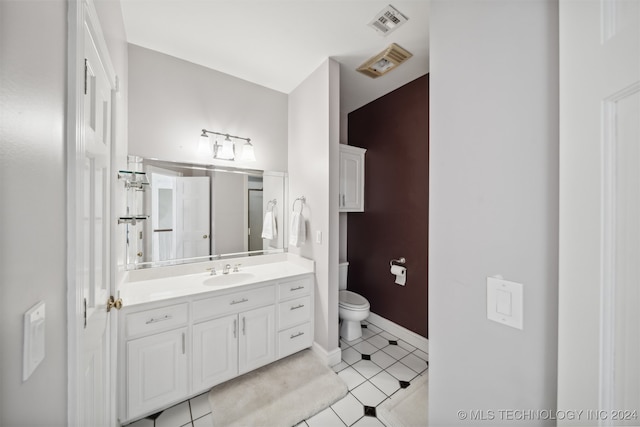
xmin=66 ymin=0 xmax=118 ymax=425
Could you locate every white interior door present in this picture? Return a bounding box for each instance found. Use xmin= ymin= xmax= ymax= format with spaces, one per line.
xmin=82 ymin=21 xmax=113 ymax=427
xmin=558 ymin=1 xmax=640 ymax=424
xmin=176 ymin=176 xmax=211 ymax=259
xmin=68 ymin=2 xmax=117 ymax=425
xmin=151 ymin=172 xmax=177 ymax=262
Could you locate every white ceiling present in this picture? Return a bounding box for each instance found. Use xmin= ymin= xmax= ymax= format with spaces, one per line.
xmin=120 ymin=0 xmax=430 ymax=115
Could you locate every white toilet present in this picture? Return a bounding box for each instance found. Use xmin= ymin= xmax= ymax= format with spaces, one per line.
xmin=338 ymin=262 xmax=370 ymax=341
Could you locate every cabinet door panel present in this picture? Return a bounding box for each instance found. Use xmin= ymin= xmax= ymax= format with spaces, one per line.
xmin=239 ymin=306 xmax=275 ymax=374
xmin=339 ymin=146 xmax=366 ymax=212
xmin=193 ymin=315 xmax=238 ymax=391
xmin=127 ymin=328 xmax=188 ymax=419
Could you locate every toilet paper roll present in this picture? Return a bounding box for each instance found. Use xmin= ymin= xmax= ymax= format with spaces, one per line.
xmin=390 ymin=264 xmax=406 ymax=276
xmin=390 ymin=264 xmax=406 ymax=286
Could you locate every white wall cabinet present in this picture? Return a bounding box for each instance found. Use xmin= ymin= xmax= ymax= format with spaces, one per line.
xmin=118 ymin=274 xmax=313 ymax=424
xmin=339 ymin=144 xmax=366 ymax=212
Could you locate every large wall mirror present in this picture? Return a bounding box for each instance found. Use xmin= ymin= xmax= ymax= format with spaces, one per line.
xmin=123 ymin=156 xmax=287 ymax=269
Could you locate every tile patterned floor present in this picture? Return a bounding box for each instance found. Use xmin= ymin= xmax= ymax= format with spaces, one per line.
xmin=125 ymin=320 xmax=428 ymax=427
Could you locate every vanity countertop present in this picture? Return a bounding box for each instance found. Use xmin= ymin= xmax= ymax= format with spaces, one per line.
xmin=119 ymin=253 xmax=314 ymax=307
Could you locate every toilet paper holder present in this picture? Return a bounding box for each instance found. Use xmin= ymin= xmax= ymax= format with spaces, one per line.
xmin=390 ymin=257 xmax=406 ymax=267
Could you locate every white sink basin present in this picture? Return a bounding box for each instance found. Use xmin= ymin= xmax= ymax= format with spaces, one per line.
xmin=203 ymin=272 xmax=255 ymax=287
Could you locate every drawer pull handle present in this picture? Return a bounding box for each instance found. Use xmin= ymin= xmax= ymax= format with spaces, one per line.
xmin=230 ymin=298 xmax=248 ymax=305
xmin=233 ymin=319 xmax=237 ymax=338
xmin=290 ymin=331 xmax=305 ymax=339
xmin=290 ymin=286 xmax=304 ymax=291
xmin=146 ymin=314 xmax=172 ymax=324
xmin=290 ymin=304 xmax=305 ymax=311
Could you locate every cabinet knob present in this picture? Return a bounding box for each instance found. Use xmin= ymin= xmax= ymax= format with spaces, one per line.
xmin=203 ymin=234 xmax=208 ymax=239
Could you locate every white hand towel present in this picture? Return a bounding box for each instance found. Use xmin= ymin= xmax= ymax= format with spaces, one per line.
xmin=270 ymin=210 xmax=277 ymax=239
xmin=289 ymin=211 xmax=306 ymax=247
xmin=261 ymin=211 xmax=275 ymax=240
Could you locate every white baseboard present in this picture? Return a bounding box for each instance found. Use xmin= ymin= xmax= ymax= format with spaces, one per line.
xmin=311 ymin=342 xmax=342 ymax=367
xmin=367 ymin=312 xmax=429 ymax=356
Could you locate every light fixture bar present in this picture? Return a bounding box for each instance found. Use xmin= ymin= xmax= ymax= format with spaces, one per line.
xmin=199 ymin=129 xmax=255 ymax=162
xmin=201 ymin=129 xmax=251 ymax=144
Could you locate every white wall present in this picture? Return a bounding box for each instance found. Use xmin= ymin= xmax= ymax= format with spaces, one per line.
xmin=128 ymin=44 xmax=288 ymax=172
xmin=0 ymin=2 xmax=68 ymax=424
xmin=429 ymin=1 xmax=559 ymax=425
xmin=288 ymin=59 xmax=341 ymax=360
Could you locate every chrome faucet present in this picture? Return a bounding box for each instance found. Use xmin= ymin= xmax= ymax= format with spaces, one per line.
xmin=223 ymin=264 xmax=231 ymax=274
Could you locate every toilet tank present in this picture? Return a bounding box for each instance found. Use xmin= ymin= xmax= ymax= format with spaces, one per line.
xmin=339 ymin=262 xmax=349 ymax=290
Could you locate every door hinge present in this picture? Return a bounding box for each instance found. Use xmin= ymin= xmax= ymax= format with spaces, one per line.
xmin=83 ymin=58 xmax=88 ymax=95
xmin=83 ymin=298 xmax=87 ymax=329
xmin=107 ymin=295 xmax=123 ymax=312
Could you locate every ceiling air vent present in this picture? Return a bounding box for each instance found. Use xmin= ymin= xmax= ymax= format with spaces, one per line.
xmin=368 ymin=4 xmax=408 ymax=36
xmin=356 ymin=43 xmax=413 ymax=78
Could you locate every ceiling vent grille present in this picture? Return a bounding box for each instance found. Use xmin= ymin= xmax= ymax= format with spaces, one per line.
xmin=368 ymin=5 xmax=408 ymax=36
xmin=356 ymin=43 xmax=413 ymax=78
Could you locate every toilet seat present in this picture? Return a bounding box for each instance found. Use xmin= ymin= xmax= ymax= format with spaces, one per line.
xmin=339 ymin=290 xmax=370 ymax=311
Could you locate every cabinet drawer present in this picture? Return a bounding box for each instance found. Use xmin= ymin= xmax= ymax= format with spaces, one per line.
xmin=278 ymin=322 xmax=312 ymax=358
xmin=125 ymin=303 xmax=188 ymax=338
xmin=278 ymin=296 xmax=311 ymax=330
xmin=193 ymin=285 xmax=275 ymax=322
xmin=278 ymin=277 xmax=312 ymax=301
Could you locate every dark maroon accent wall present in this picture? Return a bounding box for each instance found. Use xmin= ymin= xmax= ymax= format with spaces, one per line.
xmin=347 ymin=74 xmax=429 ymax=338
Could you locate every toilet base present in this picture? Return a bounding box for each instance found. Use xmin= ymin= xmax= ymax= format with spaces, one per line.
xmin=340 ymin=318 xmax=365 ymax=341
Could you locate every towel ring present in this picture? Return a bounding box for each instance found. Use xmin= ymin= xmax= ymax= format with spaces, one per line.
xmin=293 ymin=196 xmax=305 ymax=213
xmin=266 ymin=199 xmax=277 ymax=212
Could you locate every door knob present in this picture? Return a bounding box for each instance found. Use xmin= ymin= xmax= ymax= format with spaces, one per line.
xmin=106 ymin=295 xmax=123 ymax=312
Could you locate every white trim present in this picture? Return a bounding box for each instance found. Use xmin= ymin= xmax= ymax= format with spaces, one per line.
xmin=66 ymin=1 xmax=83 ymax=425
xmin=599 ymin=82 xmax=640 ymax=423
xmin=367 ymin=312 xmax=429 ymax=355
xmin=311 ymin=342 xmax=342 ymax=367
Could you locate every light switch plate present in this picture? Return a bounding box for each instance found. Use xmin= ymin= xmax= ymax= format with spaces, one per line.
xmin=23 ymin=301 xmax=46 ymax=381
xmin=487 ymin=277 xmax=523 ymax=330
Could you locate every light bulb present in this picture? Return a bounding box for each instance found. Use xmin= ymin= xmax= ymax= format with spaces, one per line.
xmin=240 ymin=141 xmax=256 ymax=162
xmin=197 ymin=133 xmax=212 ymax=155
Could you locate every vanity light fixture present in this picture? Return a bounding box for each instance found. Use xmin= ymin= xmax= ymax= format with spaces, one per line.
xmin=199 ymin=129 xmax=255 ymax=162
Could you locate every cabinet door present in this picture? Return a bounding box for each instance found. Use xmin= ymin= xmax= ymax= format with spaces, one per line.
xmin=339 ymin=149 xmax=365 ymax=212
xmin=192 ymin=315 xmax=238 ymax=391
xmin=239 ymin=305 xmax=275 ymax=374
xmin=127 ymin=328 xmax=188 ymax=419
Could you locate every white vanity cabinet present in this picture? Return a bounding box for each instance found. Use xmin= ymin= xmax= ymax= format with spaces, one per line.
xmin=123 ymin=303 xmax=189 ymax=418
xmin=118 ymin=272 xmax=313 ymax=424
xmin=191 ymin=284 xmax=277 ymax=391
xmin=277 ymin=276 xmax=314 ymax=358
xmin=339 ymin=144 xmax=366 ymax=212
